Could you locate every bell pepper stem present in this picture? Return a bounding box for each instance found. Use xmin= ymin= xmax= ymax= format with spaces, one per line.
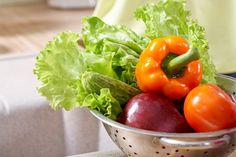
xmin=168 ymin=47 xmax=200 ymax=73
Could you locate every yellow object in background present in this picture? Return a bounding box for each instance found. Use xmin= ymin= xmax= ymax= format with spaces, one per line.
xmin=93 ymin=0 xmax=236 ymax=74
xmin=93 ymin=0 xmax=158 ymax=34
xmin=188 ymin=0 xmax=236 ymax=74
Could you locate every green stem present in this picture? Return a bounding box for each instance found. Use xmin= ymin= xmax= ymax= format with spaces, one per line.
xmin=168 ymin=47 xmax=200 ymax=73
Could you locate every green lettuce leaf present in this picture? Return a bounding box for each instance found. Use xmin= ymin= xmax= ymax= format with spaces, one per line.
xmin=83 ymin=88 xmax=122 ymax=120
xmin=135 ymin=0 xmax=216 ymax=84
xmin=34 ymin=32 xmax=86 ymax=110
xmin=82 ymin=16 xmax=149 ymax=54
xmin=82 ymin=16 xmax=150 ymax=86
xmin=34 ymin=31 xmax=122 ymax=119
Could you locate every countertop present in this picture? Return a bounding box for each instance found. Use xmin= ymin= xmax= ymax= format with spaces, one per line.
xmin=68 ymin=150 xmax=125 ymax=157
xmin=0 ymin=2 xmax=93 ymax=55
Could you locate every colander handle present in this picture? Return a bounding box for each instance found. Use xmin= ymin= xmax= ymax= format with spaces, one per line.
xmin=160 ymin=135 xmax=230 ymax=150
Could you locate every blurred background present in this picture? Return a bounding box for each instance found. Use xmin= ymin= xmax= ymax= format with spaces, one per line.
xmin=0 ymin=0 xmax=96 ymax=55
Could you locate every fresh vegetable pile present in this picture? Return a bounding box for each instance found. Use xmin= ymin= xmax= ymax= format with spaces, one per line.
xmin=34 ymin=0 xmax=236 ymax=133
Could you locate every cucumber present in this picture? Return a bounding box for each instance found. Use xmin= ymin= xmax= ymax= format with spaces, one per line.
xmin=81 ymin=71 xmax=140 ymax=106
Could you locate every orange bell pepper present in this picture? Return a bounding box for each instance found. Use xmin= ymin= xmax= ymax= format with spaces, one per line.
xmin=135 ymin=36 xmax=202 ymax=100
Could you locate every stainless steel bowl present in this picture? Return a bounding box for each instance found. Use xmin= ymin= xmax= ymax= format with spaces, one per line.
xmin=91 ymin=75 xmax=236 ymax=157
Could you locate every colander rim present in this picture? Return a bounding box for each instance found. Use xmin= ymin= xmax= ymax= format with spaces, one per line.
xmin=91 ymin=110 xmax=236 ymax=138
xmin=91 ymin=74 xmax=236 ymax=138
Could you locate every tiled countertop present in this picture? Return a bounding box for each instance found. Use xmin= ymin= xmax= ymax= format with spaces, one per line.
xmin=0 ymin=2 xmax=93 ymax=55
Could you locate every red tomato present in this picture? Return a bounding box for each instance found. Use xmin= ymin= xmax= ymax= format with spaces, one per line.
xmin=184 ymin=84 xmax=236 ymax=132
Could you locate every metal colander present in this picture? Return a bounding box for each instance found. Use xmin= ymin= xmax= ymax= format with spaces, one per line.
xmin=91 ymin=75 xmax=236 ymax=157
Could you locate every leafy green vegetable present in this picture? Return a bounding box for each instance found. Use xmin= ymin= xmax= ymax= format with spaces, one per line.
xmin=135 ymin=0 xmax=216 ymax=84
xmin=34 ymin=28 xmax=144 ymax=119
xmin=83 ymin=88 xmax=122 ymax=120
xmin=34 ymin=32 xmax=86 ymax=110
xmin=82 ymin=17 xmax=150 ymax=86
xmin=82 ymin=16 xmax=149 ymax=54
xmin=34 ymin=32 xmax=122 ymax=119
